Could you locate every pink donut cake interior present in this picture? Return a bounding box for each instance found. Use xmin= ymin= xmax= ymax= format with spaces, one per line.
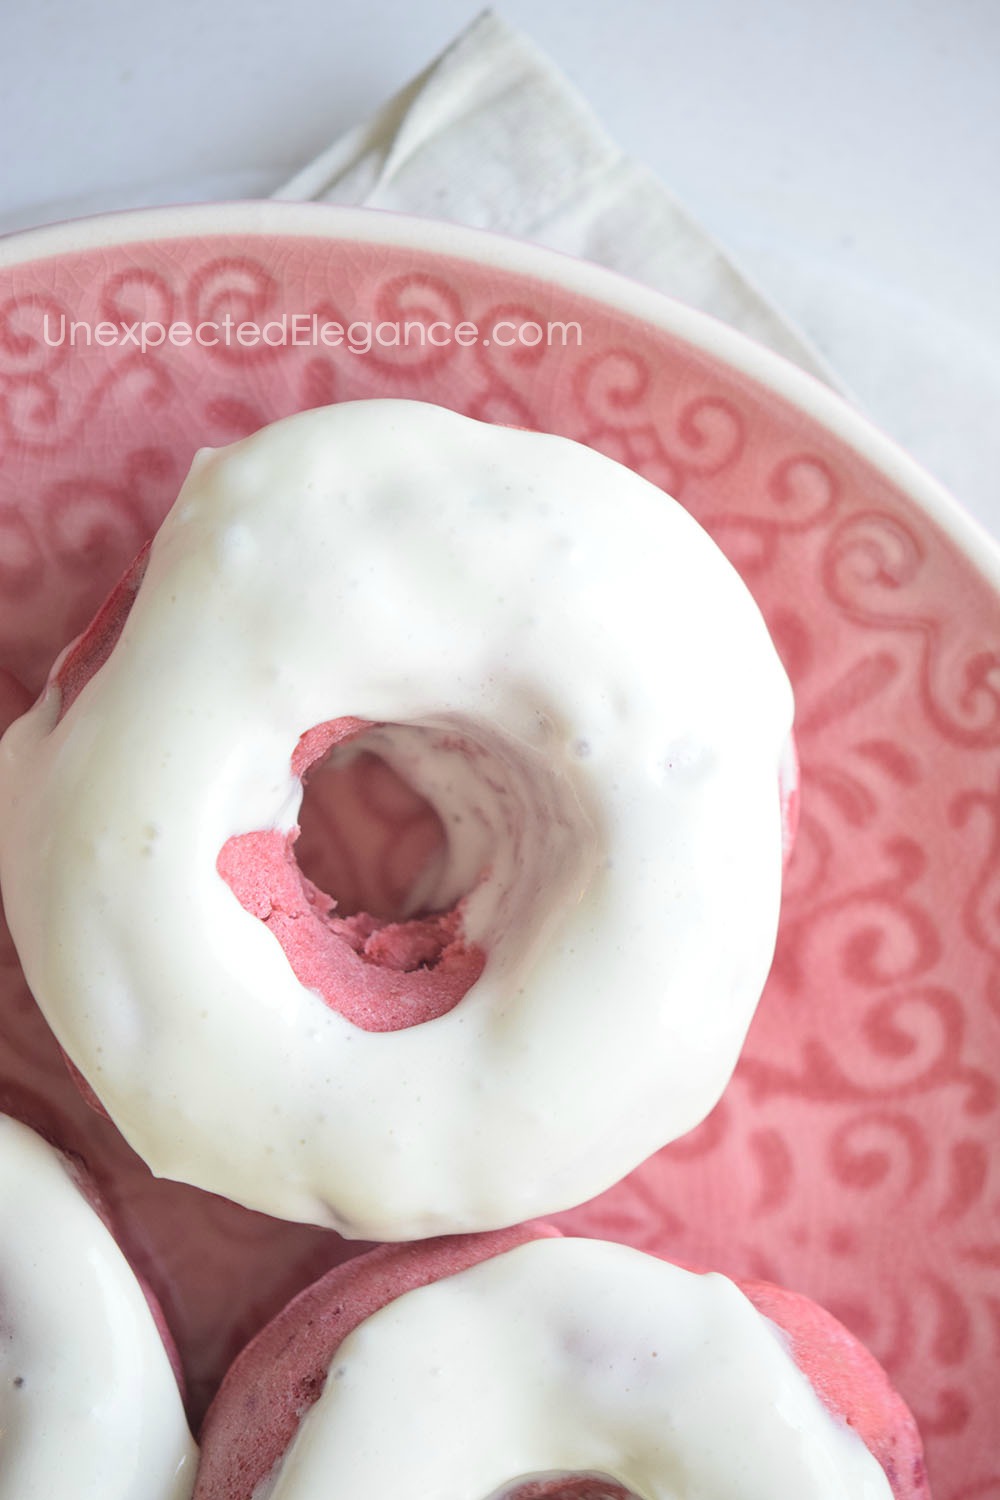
xmin=216 ymin=717 xmax=486 ymax=1031
xmin=195 ymin=1226 xmax=927 ymax=1500
xmin=49 ymin=541 xmax=798 ymax=1040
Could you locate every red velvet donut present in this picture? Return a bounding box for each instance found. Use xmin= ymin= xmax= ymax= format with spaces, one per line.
xmin=0 ymin=402 xmax=798 ymax=1239
xmin=195 ymin=1226 xmax=927 ymax=1500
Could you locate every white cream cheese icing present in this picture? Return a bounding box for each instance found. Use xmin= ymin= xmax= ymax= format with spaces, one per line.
xmin=252 ymin=1237 xmax=893 ymax=1500
xmin=0 ymin=399 xmax=793 ymax=1238
xmin=0 ymin=1114 xmax=197 ymax=1500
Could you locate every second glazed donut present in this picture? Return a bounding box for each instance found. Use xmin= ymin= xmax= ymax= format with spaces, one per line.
xmin=194 ymin=1230 xmax=926 ymax=1500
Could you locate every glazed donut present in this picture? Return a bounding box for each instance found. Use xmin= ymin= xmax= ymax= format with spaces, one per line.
xmin=195 ymin=1230 xmax=928 ymax=1500
xmin=0 ymin=1112 xmax=197 ymax=1500
xmin=0 ymin=399 xmax=794 ymax=1238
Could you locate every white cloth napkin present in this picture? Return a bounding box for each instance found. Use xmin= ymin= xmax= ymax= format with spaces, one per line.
xmin=274 ymin=10 xmax=838 ymax=389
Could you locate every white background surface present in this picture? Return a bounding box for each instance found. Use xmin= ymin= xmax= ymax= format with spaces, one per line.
xmin=1 ymin=0 xmax=998 ymax=531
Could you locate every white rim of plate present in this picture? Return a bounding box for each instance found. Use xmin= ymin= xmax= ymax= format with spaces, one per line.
xmin=2 ymin=199 xmax=998 ymax=594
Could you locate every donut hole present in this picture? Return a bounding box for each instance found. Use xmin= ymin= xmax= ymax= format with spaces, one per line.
xmin=217 ymin=714 xmax=598 ymax=1034
xmin=296 ymin=745 xmax=448 ymax=922
xmin=497 ymin=1478 xmax=637 ymax=1500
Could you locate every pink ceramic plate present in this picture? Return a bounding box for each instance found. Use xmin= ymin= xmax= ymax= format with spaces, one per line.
xmin=1 ymin=203 xmax=997 ymax=1497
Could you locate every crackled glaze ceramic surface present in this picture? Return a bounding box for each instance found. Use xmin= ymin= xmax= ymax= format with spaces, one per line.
xmin=0 ymin=205 xmax=997 ymax=1499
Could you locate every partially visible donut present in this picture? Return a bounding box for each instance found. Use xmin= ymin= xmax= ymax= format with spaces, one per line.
xmin=194 ymin=1229 xmax=928 ymax=1500
xmin=194 ymin=1223 xmax=558 ymax=1500
xmin=0 ymin=399 xmax=795 ymax=1238
xmin=0 ymin=1110 xmax=197 ymax=1500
